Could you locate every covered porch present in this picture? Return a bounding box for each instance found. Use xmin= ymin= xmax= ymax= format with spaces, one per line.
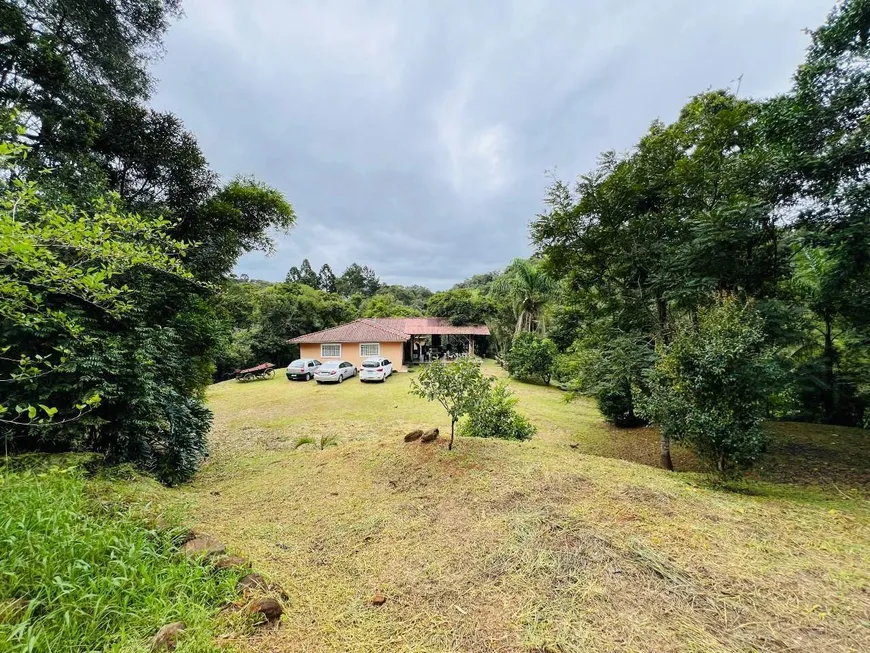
xmin=399 ymin=319 xmax=491 ymax=365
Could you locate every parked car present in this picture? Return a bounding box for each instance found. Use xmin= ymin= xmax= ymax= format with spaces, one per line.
xmin=286 ymin=358 xmax=322 ymax=381
xmin=359 ymin=357 xmax=393 ymax=383
xmin=314 ymin=360 xmax=357 ymax=384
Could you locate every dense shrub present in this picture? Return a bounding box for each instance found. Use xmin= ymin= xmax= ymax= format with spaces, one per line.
xmin=0 ymin=465 xmax=243 ymax=651
xmin=637 ymin=299 xmax=780 ymax=479
xmin=8 ymin=321 xmax=213 ymax=486
xmin=506 ymin=333 xmax=557 ymax=384
xmin=460 ymin=381 xmax=535 ymax=441
xmin=555 ymin=335 xmax=653 ymax=427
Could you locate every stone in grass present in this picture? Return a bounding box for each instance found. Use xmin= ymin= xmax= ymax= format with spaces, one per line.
xmin=238 ymin=573 xmax=289 ymax=601
xmin=420 ymin=428 xmax=439 ymax=443
xmin=404 ymin=429 xmax=423 ymax=442
xmin=212 ymin=555 xmax=248 ymax=570
xmin=247 ymin=597 xmax=283 ymax=622
xmin=182 ymin=533 xmax=226 ymax=560
xmin=371 ymin=593 xmax=387 ymax=606
xmin=237 ymin=572 xmax=267 ymax=592
xmin=151 ymin=621 xmax=186 ymax=651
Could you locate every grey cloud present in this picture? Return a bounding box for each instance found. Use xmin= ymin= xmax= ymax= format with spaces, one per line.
xmin=151 ymin=0 xmax=833 ymax=289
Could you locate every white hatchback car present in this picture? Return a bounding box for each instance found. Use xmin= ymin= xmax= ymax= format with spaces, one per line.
xmin=314 ymin=360 xmax=357 ymax=384
xmin=359 ymin=357 xmax=393 ymax=383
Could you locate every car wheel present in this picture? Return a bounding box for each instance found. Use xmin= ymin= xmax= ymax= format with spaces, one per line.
xmin=338 ymin=374 xmax=344 ymax=383
xmin=306 ymin=373 xmax=312 ymax=381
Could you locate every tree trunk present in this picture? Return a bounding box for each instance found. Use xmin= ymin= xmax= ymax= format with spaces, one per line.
xmin=660 ymin=431 xmax=674 ymax=471
xmin=656 ymin=295 xmax=674 ymax=471
xmin=822 ymin=316 xmax=836 ymax=422
xmin=514 ymin=311 xmax=525 ymax=336
xmin=449 ymin=419 xmax=455 ymax=450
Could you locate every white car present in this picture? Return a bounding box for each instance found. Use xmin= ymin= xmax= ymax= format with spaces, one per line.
xmin=286 ymin=358 xmax=321 ymax=381
xmin=314 ymin=360 xmax=357 ymax=384
xmin=359 ymin=357 xmax=393 ymax=383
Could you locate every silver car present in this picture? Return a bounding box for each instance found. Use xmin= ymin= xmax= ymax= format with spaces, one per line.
xmin=286 ymin=358 xmax=321 ymax=381
xmin=314 ymin=360 xmax=357 ymax=384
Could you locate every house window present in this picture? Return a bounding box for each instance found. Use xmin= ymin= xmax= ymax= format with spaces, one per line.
xmin=321 ymin=343 xmax=341 ymax=358
xmin=360 ymin=343 xmax=380 ymax=357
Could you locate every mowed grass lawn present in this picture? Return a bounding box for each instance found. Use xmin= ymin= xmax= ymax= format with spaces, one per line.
xmin=176 ymin=362 xmax=870 ymax=652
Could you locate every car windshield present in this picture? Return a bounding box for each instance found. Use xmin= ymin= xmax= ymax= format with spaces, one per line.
xmin=319 ymin=362 xmax=339 ymax=369
xmin=362 ymin=361 xmax=380 ymax=368
xmin=289 ymin=360 xmax=304 ymax=367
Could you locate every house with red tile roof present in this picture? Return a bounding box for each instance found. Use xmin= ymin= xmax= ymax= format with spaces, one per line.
xmin=288 ymin=317 xmax=490 ymax=370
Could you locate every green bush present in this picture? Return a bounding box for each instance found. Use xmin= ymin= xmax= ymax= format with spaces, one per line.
xmin=637 ymin=299 xmax=779 ymax=479
xmin=506 ymin=333 xmax=557 ymax=384
xmin=0 ymin=465 xmax=243 ymax=652
xmin=460 ymin=381 xmax=535 ymax=441
xmin=16 ymin=323 xmax=215 ymax=486
xmin=554 ymin=337 xmax=651 ymax=427
xmin=595 ymin=384 xmax=643 ymax=427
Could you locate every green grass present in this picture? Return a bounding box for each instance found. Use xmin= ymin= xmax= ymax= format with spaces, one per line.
xmin=0 ymin=461 xmax=245 ymax=653
xmin=173 ymin=361 xmax=870 ymax=652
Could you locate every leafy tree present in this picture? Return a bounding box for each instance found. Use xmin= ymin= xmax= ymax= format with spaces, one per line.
xmin=781 ymin=241 xmax=870 ymax=424
xmin=532 ymin=91 xmax=780 ymax=468
xmin=285 ymin=265 xmax=301 ymax=284
xmin=558 ymin=331 xmax=654 ymax=427
xmin=459 ymin=380 xmax=535 ymax=441
xmin=426 ymin=288 xmax=491 ymax=326
xmin=452 ymin=270 xmax=500 ymax=291
xmin=760 ymin=0 xmax=870 ymax=426
xmin=190 ymin=177 xmax=295 ymax=280
xmin=337 ymin=263 xmax=380 ymax=297
xmin=506 ymin=333 xmax=557 ymax=385
xmin=0 ymin=134 xmax=191 ymax=430
xmin=491 ymin=258 xmax=556 ymax=335
xmin=637 ymin=299 xmax=780 ymax=479
xmin=213 ymin=326 xmax=257 ymax=380
xmin=360 ymin=293 xmax=421 ymax=318
xmin=248 ymin=283 xmax=355 ymax=365
xmin=410 ymin=358 xmax=490 ymax=450
xmin=318 ymin=264 xmax=337 ymax=293
xmin=378 ymin=284 xmax=432 ymax=311
xmin=284 ymin=258 xmax=320 ymax=287
xmin=0 ymin=0 xmax=180 ymax=161
xmin=0 ymin=1 xmax=297 ymax=483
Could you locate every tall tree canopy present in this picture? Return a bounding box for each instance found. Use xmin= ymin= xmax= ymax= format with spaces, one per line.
xmin=0 ymin=0 xmax=296 ymax=483
xmin=530 ymin=2 xmax=870 ymax=474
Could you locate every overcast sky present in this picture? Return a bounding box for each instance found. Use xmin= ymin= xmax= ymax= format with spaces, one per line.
xmin=151 ymin=0 xmax=833 ymax=290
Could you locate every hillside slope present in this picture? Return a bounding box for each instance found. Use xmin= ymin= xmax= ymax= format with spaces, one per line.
xmin=178 ymin=365 xmax=870 ymax=652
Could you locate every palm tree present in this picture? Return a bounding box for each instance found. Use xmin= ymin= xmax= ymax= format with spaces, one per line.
xmin=490 ymin=259 xmax=556 ymax=336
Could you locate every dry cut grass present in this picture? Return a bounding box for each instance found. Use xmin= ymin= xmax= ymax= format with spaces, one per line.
xmin=172 ymin=362 xmax=870 ymax=652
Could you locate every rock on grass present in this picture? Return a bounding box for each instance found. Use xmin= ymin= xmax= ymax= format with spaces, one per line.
xmin=151 ymin=621 xmax=185 ymax=651
xmin=181 ymin=533 xmax=225 ymax=560
xmin=404 ymin=429 xmax=423 ymax=442
xmin=248 ymin=597 xmax=283 ymax=622
xmin=420 ymin=428 xmax=439 ymax=443
xmin=212 ymin=555 xmax=248 ymax=570
xmin=237 ymin=573 xmax=269 ymax=594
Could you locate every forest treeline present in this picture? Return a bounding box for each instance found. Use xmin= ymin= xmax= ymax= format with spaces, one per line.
xmin=2 ymin=0 xmax=868 ymax=483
